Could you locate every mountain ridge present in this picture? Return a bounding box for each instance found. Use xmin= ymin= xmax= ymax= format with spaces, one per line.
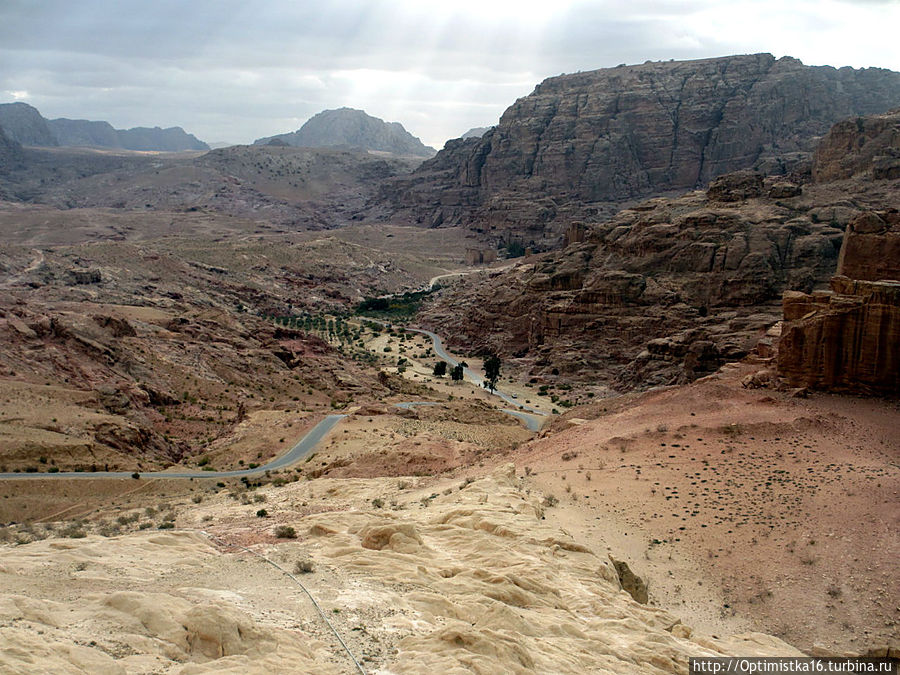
xmin=0 ymin=102 xmax=209 ymax=152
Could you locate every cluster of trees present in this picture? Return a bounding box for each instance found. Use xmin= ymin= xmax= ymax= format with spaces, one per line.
xmin=432 ymin=355 xmax=499 ymax=389
xmin=433 ymin=360 xmax=466 ymax=381
xmin=355 ymin=289 xmax=432 ymax=319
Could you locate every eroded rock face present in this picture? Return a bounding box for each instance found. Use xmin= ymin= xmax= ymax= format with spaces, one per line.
xmin=813 ymin=108 xmax=900 ymax=182
xmin=383 ymin=54 xmax=900 ymax=245
xmin=421 ymin=174 xmax=855 ymax=392
xmin=777 ymin=214 xmax=900 ymax=395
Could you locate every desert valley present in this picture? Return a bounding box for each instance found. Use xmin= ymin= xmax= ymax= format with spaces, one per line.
xmin=0 ymin=45 xmax=898 ymax=675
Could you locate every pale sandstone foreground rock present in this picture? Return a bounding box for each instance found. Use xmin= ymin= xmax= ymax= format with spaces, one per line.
xmin=0 ymin=467 xmax=802 ymax=673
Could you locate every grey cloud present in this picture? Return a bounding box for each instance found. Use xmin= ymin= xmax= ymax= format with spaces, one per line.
xmin=1 ymin=0 xmax=897 ymax=147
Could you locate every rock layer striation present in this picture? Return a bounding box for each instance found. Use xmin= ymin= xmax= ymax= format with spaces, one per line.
xmin=383 ymin=54 xmax=900 ymax=245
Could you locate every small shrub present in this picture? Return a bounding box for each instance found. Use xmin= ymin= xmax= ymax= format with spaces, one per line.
xmin=274 ymin=525 xmax=296 ymax=539
xmin=294 ymin=559 xmax=315 ymax=574
xmin=256 ymin=509 xmax=268 ymax=518
xmin=62 ymin=523 xmax=87 ymax=538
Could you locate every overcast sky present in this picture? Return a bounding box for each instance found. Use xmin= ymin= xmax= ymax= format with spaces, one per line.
xmin=1 ymin=0 xmax=898 ymax=149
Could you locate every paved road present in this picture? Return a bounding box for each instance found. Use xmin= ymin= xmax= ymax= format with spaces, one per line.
xmin=0 ymin=415 xmax=346 ymax=481
xmin=403 ymin=327 xmax=549 ymax=418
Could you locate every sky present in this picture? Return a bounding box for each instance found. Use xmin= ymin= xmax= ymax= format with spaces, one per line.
xmin=1 ymin=0 xmax=898 ymax=149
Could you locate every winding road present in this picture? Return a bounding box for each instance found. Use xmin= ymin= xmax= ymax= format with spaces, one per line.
xmin=0 ymin=415 xmax=348 ymax=481
xmin=0 ymin=324 xmax=547 ymax=481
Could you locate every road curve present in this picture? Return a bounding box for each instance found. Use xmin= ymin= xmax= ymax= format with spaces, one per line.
xmin=0 ymin=415 xmax=347 ymax=481
xmin=403 ymin=327 xmax=548 ymax=417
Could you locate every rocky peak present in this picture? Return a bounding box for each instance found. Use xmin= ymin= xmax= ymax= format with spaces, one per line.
xmin=0 ymin=102 xmax=58 ymax=147
xmin=254 ymin=107 xmax=436 ymax=157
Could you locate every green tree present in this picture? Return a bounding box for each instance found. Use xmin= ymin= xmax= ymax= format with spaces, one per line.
xmin=433 ymin=361 xmax=447 ymax=377
xmin=451 ymin=364 xmax=464 ymax=382
xmin=483 ymin=354 xmax=501 ymax=392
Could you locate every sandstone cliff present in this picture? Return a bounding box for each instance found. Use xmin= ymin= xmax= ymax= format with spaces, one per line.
xmin=777 ymin=211 xmax=900 ymax=395
xmin=419 ymin=173 xmax=843 ymax=392
xmin=383 ymin=54 xmax=900 ymax=246
xmin=420 ymin=171 xmax=900 ymax=394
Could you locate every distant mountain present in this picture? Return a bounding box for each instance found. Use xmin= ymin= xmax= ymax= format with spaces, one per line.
xmin=0 ymin=102 xmax=58 ymax=147
xmin=0 ymin=102 xmax=208 ymax=151
xmin=116 ymin=126 xmax=208 ymax=152
xmin=49 ymin=119 xmax=208 ymax=151
xmin=254 ymin=108 xmax=436 ymax=157
xmin=461 ymin=126 xmax=492 ymax=139
xmin=47 ymin=118 xmax=121 ymax=148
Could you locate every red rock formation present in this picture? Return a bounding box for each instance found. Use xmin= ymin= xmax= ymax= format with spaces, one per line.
xmin=835 ymin=211 xmax=900 ymax=282
xmin=777 ymin=213 xmax=900 ymax=395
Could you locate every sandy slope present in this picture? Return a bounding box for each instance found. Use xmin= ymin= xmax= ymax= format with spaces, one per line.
xmin=0 ymin=466 xmax=802 ymax=674
xmin=518 ymin=363 xmax=899 ymax=654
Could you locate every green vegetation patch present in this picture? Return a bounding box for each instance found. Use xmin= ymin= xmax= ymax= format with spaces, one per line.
xmin=355 ymin=289 xmax=432 ymax=319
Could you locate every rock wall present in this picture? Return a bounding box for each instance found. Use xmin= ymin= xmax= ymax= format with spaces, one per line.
xmin=420 ymin=171 xmax=851 ymax=391
xmin=778 ymin=210 xmax=900 ymax=395
xmin=383 ymin=54 xmax=900 ymax=244
xmin=0 ymin=102 xmax=58 ymax=147
xmin=777 ymin=275 xmax=900 ymax=395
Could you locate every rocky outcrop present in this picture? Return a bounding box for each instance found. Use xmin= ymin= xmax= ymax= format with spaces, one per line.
xmin=0 ymin=102 xmax=58 ymax=146
xmin=383 ymin=54 xmax=900 ymax=244
xmin=813 ymin=108 xmax=900 ymax=182
xmin=836 ymin=211 xmax=900 ymax=282
xmin=420 ymin=171 xmax=852 ymax=392
xmin=777 ymin=212 xmax=900 ymax=395
xmin=254 ymin=108 xmax=436 ymax=157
